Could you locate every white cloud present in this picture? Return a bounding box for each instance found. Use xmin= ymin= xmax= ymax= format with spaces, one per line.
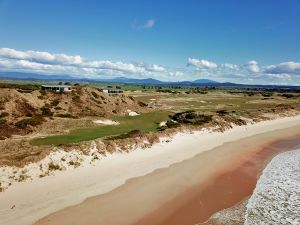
xmin=222 ymin=63 xmax=239 ymax=70
xmin=187 ymin=58 xmax=218 ymax=69
xmin=145 ymin=64 xmax=165 ymax=72
xmin=0 ymin=48 xmax=83 ymax=65
xmin=266 ymin=73 xmax=291 ymax=79
xmin=143 ymin=19 xmax=155 ymax=29
xmin=0 ymin=58 xmax=12 ymax=67
xmin=0 ymin=47 xmax=167 ymax=79
xmin=187 ymin=58 xmax=299 ymax=84
xmin=264 ymin=61 xmax=300 ymax=75
xmin=83 ymin=60 xmax=149 ymax=75
xmin=168 ymin=71 xmax=184 ymax=77
xmin=132 ymin=19 xmax=155 ymax=30
xmin=244 ymin=60 xmax=260 ymax=73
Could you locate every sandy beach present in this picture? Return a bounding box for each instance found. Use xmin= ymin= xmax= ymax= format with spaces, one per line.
xmin=1 ymin=115 xmax=300 ymax=225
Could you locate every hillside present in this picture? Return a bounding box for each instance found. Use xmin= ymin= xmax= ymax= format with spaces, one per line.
xmin=0 ymin=86 xmax=148 ymax=139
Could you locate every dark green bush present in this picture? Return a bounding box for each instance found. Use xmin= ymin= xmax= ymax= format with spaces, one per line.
xmin=171 ymin=111 xmax=212 ymax=125
xmin=166 ymin=120 xmax=180 ymax=128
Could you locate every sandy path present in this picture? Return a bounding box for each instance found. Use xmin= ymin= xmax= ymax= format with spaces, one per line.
xmin=1 ymin=115 xmax=300 ymax=225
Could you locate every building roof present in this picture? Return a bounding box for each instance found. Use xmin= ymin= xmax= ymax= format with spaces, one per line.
xmin=104 ymin=88 xmax=123 ymax=91
xmin=41 ymin=85 xmax=72 ymax=88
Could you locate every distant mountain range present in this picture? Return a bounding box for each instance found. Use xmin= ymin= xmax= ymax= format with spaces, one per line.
xmin=0 ymin=71 xmax=299 ymax=90
xmin=0 ymin=71 xmax=218 ymax=85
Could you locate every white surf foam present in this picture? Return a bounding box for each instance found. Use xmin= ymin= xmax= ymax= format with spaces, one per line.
xmin=244 ymin=148 xmax=300 ymax=225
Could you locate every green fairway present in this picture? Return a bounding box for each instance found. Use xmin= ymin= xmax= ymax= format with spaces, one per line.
xmin=30 ymin=111 xmax=170 ymax=146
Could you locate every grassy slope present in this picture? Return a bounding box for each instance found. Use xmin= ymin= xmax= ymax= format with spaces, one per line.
xmin=30 ymin=111 xmax=169 ymax=146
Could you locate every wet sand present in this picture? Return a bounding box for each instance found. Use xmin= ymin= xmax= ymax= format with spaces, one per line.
xmin=143 ymin=136 xmax=300 ymax=225
xmin=34 ymin=125 xmax=300 ymax=225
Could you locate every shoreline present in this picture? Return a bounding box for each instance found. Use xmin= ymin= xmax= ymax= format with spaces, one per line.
xmin=1 ymin=115 xmax=300 ymax=225
xmin=244 ymin=148 xmax=300 ymax=224
xmin=34 ymin=126 xmax=300 ymax=225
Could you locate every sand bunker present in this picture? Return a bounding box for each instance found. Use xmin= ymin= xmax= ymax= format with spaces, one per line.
xmin=159 ymin=121 xmax=167 ymax=127
xmin=127 ymin=110 xmax=140 ymax=116
xmin=93 ymin=119 xmax=120 ymax=125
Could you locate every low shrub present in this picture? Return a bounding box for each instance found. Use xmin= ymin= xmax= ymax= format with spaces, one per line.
xmin=72 ymin=95 xmax=80 ymax=101
xmin=48 ymin=162 xmax=61 ymax=171
xmin=107 ymin=130 xmax=145 ymax=140
xmin=0 ymin=112 xmax=9 ymax=118
xmin=41 ymin=105 xmax=53 ymax=116
xmin=280 ymin=93 xmax=294 ymax=99
xmin=138 ymin=101 xmax=148 ymax=107
xmin=91 ymin=91 xmax=99 ymax=99
xmin=171 ymin=111 xmax=212 ymax=125
xmin=216 ymin=109 xmax=229 ymax=116
xmin=0 ymin=82 xmax=39 ymax=90
xmin=55 ymin=113 xmax=78 ymax=119
xmin=51 ymin=99 xmax=60 ymax=107
xmin=166 ymin=120 xmax=180 ymax=128
xmin=128 ymin=96 xmax=135 ymax=101
xmin=0 ymin=118 xmax=7 ymax=125
xmin=261 ymin=92 xmax=273 ymax=97
xmin=15 ymin=115 xmax=44 ymax=129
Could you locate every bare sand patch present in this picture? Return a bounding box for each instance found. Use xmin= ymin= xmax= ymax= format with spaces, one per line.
xmin=93 ymin=119 xmax=120 ymax=125
xmin=127 ymin=110 xmax=140 ymax=116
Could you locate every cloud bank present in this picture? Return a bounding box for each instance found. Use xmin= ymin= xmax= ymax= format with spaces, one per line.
xmin=186 ymin=57 xmax=298 ymax=85
xmin=264 ymin=62 xmax=300 ymax=75
xmin=0 ymin=47 xmax=299 ymax=85
xmin=0 ymin=48 xmax=166 ymax=79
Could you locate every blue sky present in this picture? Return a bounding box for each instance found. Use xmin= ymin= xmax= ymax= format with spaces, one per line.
xmin=0 ymin=0 xmax=300 ymax=84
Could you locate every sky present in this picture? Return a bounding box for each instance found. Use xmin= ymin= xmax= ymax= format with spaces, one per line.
xmin=0 ymin=0 xmax=300 ymax=84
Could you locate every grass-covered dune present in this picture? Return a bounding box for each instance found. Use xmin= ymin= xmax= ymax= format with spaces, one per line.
xmin=30 ymin=111 xmax=169 ymax=146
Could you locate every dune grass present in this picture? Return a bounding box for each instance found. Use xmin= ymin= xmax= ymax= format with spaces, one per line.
xmin=30 ymin=111 xmax=170 ymax=146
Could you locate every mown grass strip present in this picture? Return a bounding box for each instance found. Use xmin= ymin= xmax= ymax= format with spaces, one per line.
xmin=30 ymin=111 xmax=169 ymax=146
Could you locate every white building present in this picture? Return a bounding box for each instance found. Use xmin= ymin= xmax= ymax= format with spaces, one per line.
xmin=102 ymin=88 xmax=123 ymax=94
xmin=41 ymin=85 xmax=72 ymax=92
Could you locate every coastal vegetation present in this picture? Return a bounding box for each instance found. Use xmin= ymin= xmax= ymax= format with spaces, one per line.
xmin=0 ymin=80 xmax=300 ymax=166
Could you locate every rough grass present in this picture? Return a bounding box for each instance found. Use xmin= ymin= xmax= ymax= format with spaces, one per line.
xmin=132 ymin=91 xmax=288 ymax=115
xmin=30 ymin=111 xmax=169 ymax=146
